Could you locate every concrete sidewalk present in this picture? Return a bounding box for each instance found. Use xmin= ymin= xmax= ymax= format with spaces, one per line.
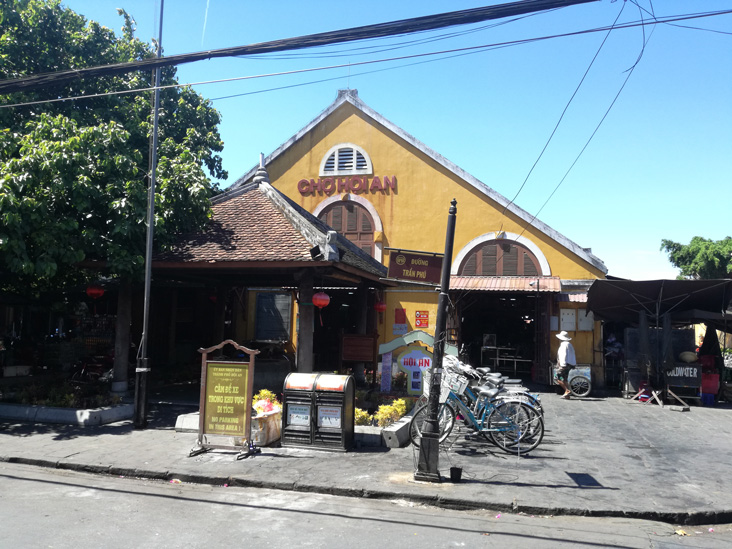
xmin=2 ymin=388 xmax=732 ymax=526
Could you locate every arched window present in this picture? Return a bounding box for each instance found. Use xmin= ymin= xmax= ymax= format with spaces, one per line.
xmin=318 ymin=202 xmax=374 ymax=257
xmin=458 ymin=240 xmax=540 ymax=276
xmin=319 ymin=143 xmax=373 ymax=177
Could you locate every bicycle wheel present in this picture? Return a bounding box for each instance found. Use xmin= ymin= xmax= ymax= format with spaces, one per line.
xmin=486 ymin=401 xmax=544 ymax=455
xmin=496 ymin=391 xmax=544 ymax=416
xmin=409 ymin=402 xmax=456 ymax=447
xmin=569 ymin=376 xmax=591 ymax=398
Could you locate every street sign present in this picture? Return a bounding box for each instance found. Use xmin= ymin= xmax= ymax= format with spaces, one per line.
xmin=387 ymin=250 xmax=442 ymax=285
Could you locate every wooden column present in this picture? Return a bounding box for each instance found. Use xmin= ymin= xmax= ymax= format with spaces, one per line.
xmin=297 ymin=276 xmax=314 ymax=372
xmin=352 ymin=285 xmax=368 ymax=384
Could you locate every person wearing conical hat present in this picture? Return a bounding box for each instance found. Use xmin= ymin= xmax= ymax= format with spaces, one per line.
xmin=556 ymin=331 xmax=576 ymax=399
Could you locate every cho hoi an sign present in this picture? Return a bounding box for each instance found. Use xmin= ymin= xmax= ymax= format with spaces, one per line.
xmin=297 ymin=175 xmax=397 ymax=195
xmin=387 ymin=250 xmax=442 ymax=285
xmin=190 ymin=340 xmax=259 ymax=458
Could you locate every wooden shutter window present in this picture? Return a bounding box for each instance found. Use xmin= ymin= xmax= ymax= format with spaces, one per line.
xmin=458 ymin=241 xmax=541 ymax=277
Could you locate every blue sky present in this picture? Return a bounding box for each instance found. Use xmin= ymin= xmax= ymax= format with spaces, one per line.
xmin=61 ymin=0 xmax=732 ymax=280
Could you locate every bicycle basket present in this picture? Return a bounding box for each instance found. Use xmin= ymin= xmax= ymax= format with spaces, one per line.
xmin=423 ymin=368 xmax=468 ymax=403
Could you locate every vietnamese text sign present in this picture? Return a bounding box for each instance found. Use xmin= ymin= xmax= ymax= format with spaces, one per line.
xmin=380 ymin=351 xmax=393 ymax=392
xmin=318 ymin=406 xmax=342 ymax=428
xmin=287 ymin=404 xmax=311 ymax=426
xmin=203 ymin=362 xmax=249 ymax=436
xmin=415 ymin=311 xmax=429 ymax=328
xmin=666 ymin=363 xmax=702 ymax=388
xmin=387 ymin=251 xmax=442 ymax=284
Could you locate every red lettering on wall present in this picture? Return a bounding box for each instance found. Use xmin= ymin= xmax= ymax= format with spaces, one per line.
xmin=322 ymin=178 xmax=335 ymax=195
xmin=296 ymin=175 xmax=397 ymax=195
xmin=297 ymin=179 xmax=311 ymax=194
xmin=351 ymin=176 xmax=366 ymax=193
xmin=369 ymin=176 xmax=383 ymax=192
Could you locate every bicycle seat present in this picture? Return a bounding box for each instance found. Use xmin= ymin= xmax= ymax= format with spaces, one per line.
xmin=477 ymin=386 xmax=500 ymax=399
xmin=479 ymin=379 xmax=504 ymax=390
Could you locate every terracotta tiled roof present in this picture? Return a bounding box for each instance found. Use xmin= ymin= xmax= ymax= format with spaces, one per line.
xmin=449 ymin=276 xmax=561 ymax=292
xmin=156 ymin=182 xmax=387 ymax=280
xmin=157 ymin=184 xmax=312 ymax=263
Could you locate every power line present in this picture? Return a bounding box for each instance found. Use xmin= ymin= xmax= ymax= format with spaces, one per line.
xmin=500 ymin=0 xmax=627 ymax=220
xmin=2 ymin=8 xmax=728 ymax=111
xmin=515 ymin=18 xmax=657 ymax=241
xmin=0 ymin=0 xmax=601 ymax=94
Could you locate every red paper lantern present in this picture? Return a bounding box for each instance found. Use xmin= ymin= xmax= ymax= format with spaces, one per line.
xmin=312 ymin=291 xmax=330 ymax=309
xmin=374 ymin=301 xmax=387 ymax=313
xmin=86 ymin=284 xmax=105 ymax=300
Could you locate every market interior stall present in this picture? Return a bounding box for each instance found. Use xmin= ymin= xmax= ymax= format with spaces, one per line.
xmin=586 ymin=279 xmax=732 ymax=406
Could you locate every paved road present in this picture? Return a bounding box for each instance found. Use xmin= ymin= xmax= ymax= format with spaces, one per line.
xmin=2 ymin=462 xmax=730 ymax=548
xmin=2 ymin=385 xmax=732 ymax=526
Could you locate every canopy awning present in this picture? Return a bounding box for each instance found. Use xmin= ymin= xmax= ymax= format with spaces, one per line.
xmin=449 ymin=275 xmax=561 ymax=292
xmin=586 ymin=279 xmax=732 ymax=331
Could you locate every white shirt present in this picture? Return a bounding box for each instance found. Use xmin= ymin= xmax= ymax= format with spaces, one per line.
xmin=558 ymin=340 xmax=576 ymax=367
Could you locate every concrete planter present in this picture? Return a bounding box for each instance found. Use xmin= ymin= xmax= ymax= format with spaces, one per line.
xmin=355 ymin=425 xmax=383 ymax=447
xmin=0 ymin=402 xmax=134 ymax=426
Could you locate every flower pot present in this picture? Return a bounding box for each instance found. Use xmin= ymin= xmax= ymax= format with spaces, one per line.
xmin=251 ymin=409 xmax=282 ymax=446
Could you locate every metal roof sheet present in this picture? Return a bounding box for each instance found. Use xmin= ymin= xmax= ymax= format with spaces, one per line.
xmin=449 ymin=276 xmax=561 ymax=292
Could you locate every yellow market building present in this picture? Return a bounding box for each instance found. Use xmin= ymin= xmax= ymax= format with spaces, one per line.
xmin=230 ymin=89 xmax=608 ymax=387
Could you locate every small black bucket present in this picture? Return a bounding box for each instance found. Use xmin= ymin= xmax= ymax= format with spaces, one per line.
xmin=449 ymin=466 xmax=463 ymax=483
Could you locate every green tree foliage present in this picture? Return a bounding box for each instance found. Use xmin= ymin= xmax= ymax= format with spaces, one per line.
xmin=661 ymin=237 xmax=732 ymax=280
xmin=0 ymin=0 xmax=227 ymax=292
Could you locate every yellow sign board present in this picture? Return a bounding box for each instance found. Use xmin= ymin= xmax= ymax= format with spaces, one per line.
xmin=203 ymin=362 xmax=250 ymax=436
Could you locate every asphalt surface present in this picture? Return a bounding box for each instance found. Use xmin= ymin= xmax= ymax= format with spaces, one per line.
xmin=2 ymin=383 xmax=732 ymax=526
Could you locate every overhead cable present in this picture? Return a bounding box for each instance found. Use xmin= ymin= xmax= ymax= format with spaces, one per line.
xmin=0 ymin=0 xmax=599 ymax=94
xmin=2 ymin=8 xmax=728 ymax=111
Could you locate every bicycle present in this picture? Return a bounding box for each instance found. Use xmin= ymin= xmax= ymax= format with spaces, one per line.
xmin=444 ymin=355 xmax=544 ymax=417
xmin=410 ymin=384 xmax=544 ymax=455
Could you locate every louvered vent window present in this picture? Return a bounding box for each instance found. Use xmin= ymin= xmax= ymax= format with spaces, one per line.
xmin=323 ymin=154 xmax=336 ymax=172
xmin=338 ymin=148 xmax=354 ymax=171
xmin=319 ymin=143 xmax=373 ymax=177
xmin=356 ymin=151 xmax=368 ymax=170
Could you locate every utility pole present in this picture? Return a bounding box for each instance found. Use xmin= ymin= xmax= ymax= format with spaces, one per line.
xmin=415 ymin=199 xmax=457 ymax=482
xmin=134 ymin=0 xmax=164 ymax=429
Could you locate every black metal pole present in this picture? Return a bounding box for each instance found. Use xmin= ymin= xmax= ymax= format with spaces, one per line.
xmin=415 ymin=199 xmax=457 ymax=482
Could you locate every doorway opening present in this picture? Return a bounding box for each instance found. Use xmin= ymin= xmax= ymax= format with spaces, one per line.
xmin=455 ymin=291 xmax=546 ymax=379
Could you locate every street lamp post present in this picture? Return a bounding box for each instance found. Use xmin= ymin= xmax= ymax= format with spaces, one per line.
xmin=415 ymin=199 xmax=457 ymax=482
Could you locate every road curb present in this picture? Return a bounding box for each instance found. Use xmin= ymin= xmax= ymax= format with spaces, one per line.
xmin=3 ymin=454 xmax=731 ymax=526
